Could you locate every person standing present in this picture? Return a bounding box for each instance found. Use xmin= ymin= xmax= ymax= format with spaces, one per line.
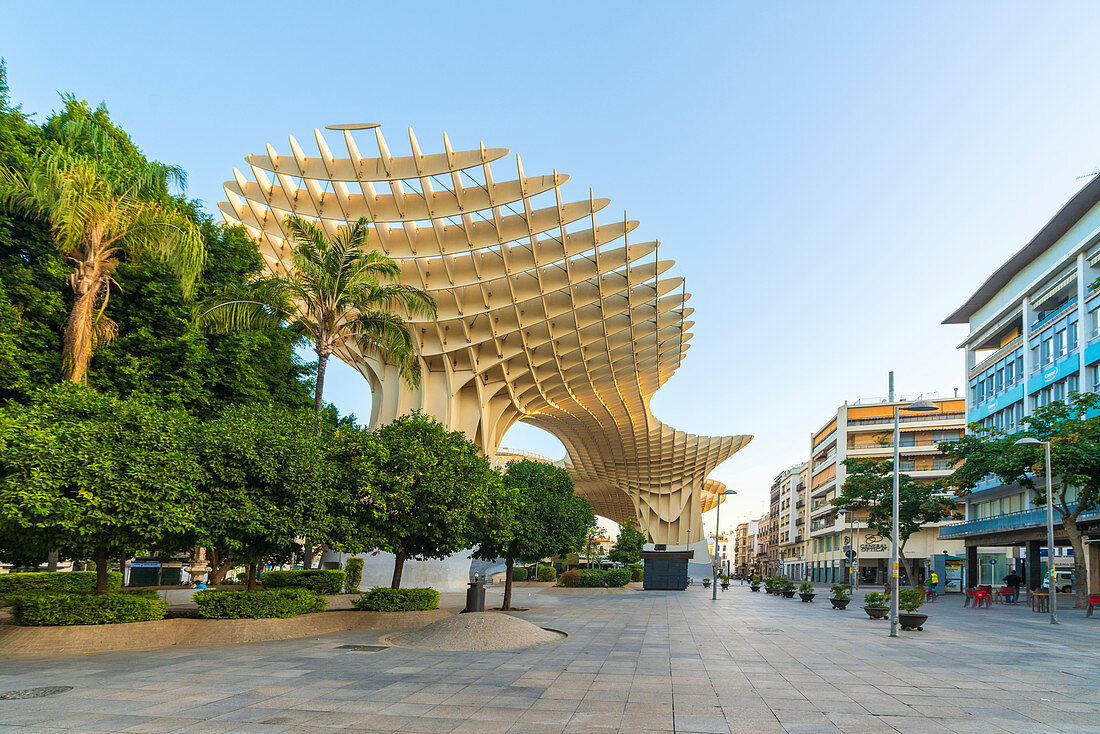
xmin=1003 ymin=570 xmax=1022 ymax=603
xmin=927 ymin=570 xmax=939 ymax=598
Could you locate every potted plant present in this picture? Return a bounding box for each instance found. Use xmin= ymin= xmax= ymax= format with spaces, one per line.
xmin=897 ymin=588 xmax=929 ymax=630
xmin=702 ymin=577 xmax=711 ymax=589
xmin=829 ymin=583 xmax=851 ymax=609
xmin=749 ymin=575 xmax=761 ymax=592
xmin=780 ymin=578 xmax=796 ymax=598
xmin=798 ymin=581 xmax=815 ymax=602
xmin=862 ymin=591 xmax=889 ymax=619
xmin=720 ymin=575 xmax=730 ymax=591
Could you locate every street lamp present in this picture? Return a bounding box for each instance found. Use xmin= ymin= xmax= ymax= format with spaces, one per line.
xmin=890 ymin=397 xmax=939 ymax=638
xmin=713 ymin=490 xmax=737 ymax=600
xmin=837 ymin=508 xmax=856 ymax=589
xmin=1015 ymin=436 xmax=1058 ymax=625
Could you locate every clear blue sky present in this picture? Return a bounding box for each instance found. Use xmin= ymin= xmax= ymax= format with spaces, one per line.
xmin=5 ymin=2 xmax=1100 ymax=538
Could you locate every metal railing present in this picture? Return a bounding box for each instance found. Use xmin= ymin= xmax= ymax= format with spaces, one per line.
xmin=847 ymin=412 xmax=964 ymax=427
xmin=938 ymin=504 xmax=1100 ymax=538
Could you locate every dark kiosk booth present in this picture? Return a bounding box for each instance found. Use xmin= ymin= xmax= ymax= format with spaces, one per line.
xmin=642 ymin=548 xmax=694 ymax=590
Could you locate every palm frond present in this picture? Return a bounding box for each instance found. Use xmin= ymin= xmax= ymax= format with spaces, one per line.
xmin=196 ymin=299 xmax=282 ymax=334
xmin=347 ymin=310 xmax=423 ymax=388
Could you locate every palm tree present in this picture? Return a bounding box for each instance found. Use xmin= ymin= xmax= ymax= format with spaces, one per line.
xmin=0 ymin=148 xmax=204 ymax=383
xmin=198 ymin=215 xmax=436 ymax=412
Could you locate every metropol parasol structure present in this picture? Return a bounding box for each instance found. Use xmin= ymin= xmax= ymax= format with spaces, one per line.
xmin=219 ymin=123 xmax=750 ymax=559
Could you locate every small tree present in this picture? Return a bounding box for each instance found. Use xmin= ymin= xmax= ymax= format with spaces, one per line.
xmin=0 ymin=385 xmax=204 ymax=593
xmin=362 ymin=412 xmax=504 ymax=588
xmin=834 ymin=458 xmax=960 ymax=587
xmin=472 ymin=460 xmax=595 ymax=610
xmin=609 ymin=520 xmax=646 ymax=565
xmin=940 ymin=392 xmax=1100 ymax=609
xmin=198 ymin=403 xmax=335 ymax=590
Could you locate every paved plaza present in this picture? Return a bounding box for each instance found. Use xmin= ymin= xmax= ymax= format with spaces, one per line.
xmin=2 ymin=584 xmax=1100 ymax=733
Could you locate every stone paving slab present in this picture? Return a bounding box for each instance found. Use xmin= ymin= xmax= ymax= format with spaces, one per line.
xmin=2 ymin=584 xmax=1100 ymax=732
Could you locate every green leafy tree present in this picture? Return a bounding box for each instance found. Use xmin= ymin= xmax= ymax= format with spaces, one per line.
xmin=198 ymin=215 xmax=436 ymax=411
xmin=472 ymin=460 xmax=595 ymax=610
xmin=940 ymin=392 xmax=1100 ymax=608
xmin=357 ymin=412 xmax=503 ymax=588
xmin=0 ymin=384 xmax=204 ymax=593
xmin=609 ymin=520 xmax=647 ymax=565
xmin=583 ymin=524 xmax=602 ymax=567
xmin=0 ymin=112 xmax=204 ymax=383
xmin=197 ymin=403 xmax=336 ymax=590
xmin=834 ymin=458 xmax=960 ymax=586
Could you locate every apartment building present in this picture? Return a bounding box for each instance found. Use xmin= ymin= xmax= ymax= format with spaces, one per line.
xmin=733 ymin=522 xmax=750 ymax=577
xmin=943 ymin=175 xmax=1100 ymax=592
xmin=805 ymin=396 xmax=967 ymax=587
xmin=769 ymin=463 xmax=809 ymax=580
xmin=710 ymin=533 xmax=733 ymax=576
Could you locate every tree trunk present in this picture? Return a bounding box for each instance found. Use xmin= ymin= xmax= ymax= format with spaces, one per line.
xmin=502 ymin=554 xmax=515 ymax=611
xmin=62 ymin=269 xmax=102 ymax=383
xmin=47 ymin=550 xmax=58 ymax=572
xmin=209 ymin=558 xmax=234 ymax=586
xmin=897 ymin=547 xmax=918 ymax=589
xmin=391 ymin=549 xmax=407 ymax=589
xmin=93 ymin=546 xmax=109 ymax=595
xmin=247 ymin=563 xmax=258 ymax=592
xmin=119 ymin=555 xmax=128 ymax=588
xmin=1062 ymin=510 xmax=1089 ymax=609
xmin=304 ymin=539 xmax=314 ymax=569
xmin=314 ymin=350 xmax=330 ymax=412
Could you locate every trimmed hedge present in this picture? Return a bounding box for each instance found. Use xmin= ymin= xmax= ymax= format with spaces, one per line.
xmin=260 ymin=569 xmax=345 ymax=595
xmin=578 ymin=569 xmax=631 ymax=587
xmin=511 ymin=567 xmax=529 ymax=582
xmin=631 ymin=567 xmax=644 ymax=582
xmin=344 ymin=558 xmax=364 ymax=593
xmin=536 ymin=566 xmax=557 ymax=582
xmin=193 ymin=588 xmax=327 ymax=619
xmin=353 ymin=587 xmax=439 ymax=612
xmin=0 ymin=571 xmax=122 ymax=598
xmin=11 ymin=592 xmax=168 ymax=626
xmin=559 ymin=569 xmax=581 ymax=587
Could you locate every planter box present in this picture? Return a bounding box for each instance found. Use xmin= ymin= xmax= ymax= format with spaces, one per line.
xmin=749 ymin=586 xmax=760 ymax=592
xmin=829 ymin=598 xmax=850 ymax=610
xmin=898 ymin=612 xmax=928 ymax=630
xmin=863 ymin=606 xmax=889 ymax=619
xmin=799 ymin=593 xmax=815 ymax=603
xmin=781 ymin=590 xmax=795 ymax=598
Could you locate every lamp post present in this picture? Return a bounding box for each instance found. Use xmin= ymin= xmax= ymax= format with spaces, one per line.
xmin=837 ymin=508 xmax=855 ymax=588
xmin=713 ymin=490 xmax=737 ymax=600
xmin=889 ymin=396 xmax=939 ymax=638
xmin=1015 ymin=436 xmax=1058 ymax=625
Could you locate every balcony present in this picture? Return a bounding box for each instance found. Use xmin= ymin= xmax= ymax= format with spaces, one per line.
xmin=938 ymin=504 xmax=1100 ymax=539
xmin=847 ymin=412 xmax=964 ymax=427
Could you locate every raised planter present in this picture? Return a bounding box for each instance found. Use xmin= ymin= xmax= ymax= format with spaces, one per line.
xmin=829 ymin=597 xmax=850 ymax=610
xmin=749 ymin=585 xmax=760 ymax=592
xmin=898 ymin=612 xmax=928 ymax=631
xmin=799 ymin=593 xmax=815 ymax=603
xmin=862 ymin=606 xmax=889 ymax=619
xmin=780 ymin=590 xmax=795 ymax=598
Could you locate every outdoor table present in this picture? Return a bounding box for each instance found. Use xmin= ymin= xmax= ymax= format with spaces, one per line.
xmin=1030 ymin=591 xmax=1049 ymax=613
xmin=964 ymin=589 xmax=991 ymax=608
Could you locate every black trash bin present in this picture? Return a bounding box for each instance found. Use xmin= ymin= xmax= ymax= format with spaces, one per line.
xmin=464 ymin=578 xmax=486 ymax=613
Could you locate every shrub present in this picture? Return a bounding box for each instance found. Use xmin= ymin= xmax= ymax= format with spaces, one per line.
xmin=830 ymin=583 xmax=851 ymax=600
xmin=536 ymin=566 xmax=556 ymax=582
xmin=353 ymin=587 xmax=439 ymax=612
xmin=863 ymin=592 xmax=888 ymax=608
xmin=575 ymin=569 xmax=630 ymax=587
xmin=260 ymin=569 xmax=346 ymax=595
xmin=579 ymin=569 xmax=606 ymax=587
xmin=0 ymin=571 xmax=121 ymax=599
xmin=798 ymin=582 xmax=814 ymax=594
xmin=559 ymin=569 xmax=581 ymax=587
xmin=631 ymin=567 xmax=644 ymax=582
xmin=605 ymin=569 xmax=631 ymax=587
xmin=511 ymin=567 xmax=529 ymax=582
xmin=194 ymin=588 xmax=327 ymax=619
xmin=11 ymin=593 xmax=168 ymax=626
xmin=898 ymin=588 xmax=926 ymax=612
xmin=343 ymin=558 xmax=364 ymax=593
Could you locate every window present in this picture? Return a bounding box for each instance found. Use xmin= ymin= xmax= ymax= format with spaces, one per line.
xmin=976 ymin=382 xmax=986 ymax=403
xmin=995 ymin=369 xmax=1004 ymax=393
xmin=1042 ymin=338 xmax=1053 ymax=365
xmin=1032 ymin=346 xmax=1041 ymax=370
xmin=1091 ymin=308 xmax=1100 ymax=339
xmin=1091 ymin=365 xmax=1100 ymax=392
xmin=1053 ymin=381 xmax=1065 ymax=402
xmin=1069 ymin=373 xmax=1079 ymax=395
xmin=1006 ymin=359 xmax=1015 ymax=384
xmin=1055 ymin=330 xmax=1065 ymax=357
xmin=900 ymin=433 xmax=916 ymax=447
xmin=1017 ymin=355 xmax=1024 ymax=377
xmin=1070 ymin=322 xmax=1079 ymax=350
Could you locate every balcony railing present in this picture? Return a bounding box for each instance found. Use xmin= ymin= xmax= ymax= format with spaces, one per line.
xmin=938 ymin=504 xmax=1100 ymax=538
xmin=847 ymin=412 xmax=965 ymax=427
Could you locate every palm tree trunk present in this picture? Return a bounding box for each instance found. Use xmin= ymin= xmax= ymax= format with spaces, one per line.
xmin=62 ymin=277 xmax=100 ymax=383
xmin=314 ymin=349 xmax=330 ymax=412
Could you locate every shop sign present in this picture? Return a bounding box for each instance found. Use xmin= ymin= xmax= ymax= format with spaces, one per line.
xmin=859 ymin=543 xmax=888 ymax=553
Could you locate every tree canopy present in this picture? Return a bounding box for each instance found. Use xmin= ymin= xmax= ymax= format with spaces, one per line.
xmin=0 ymin=384 xmax=205 ymax=592
xmin=940 ymin=392 xmax=1100 ymax=607
xmin=473 ymin=459 xmax=595 ymax=609
xmin=609 ymin=520 xmax=646 ymax=565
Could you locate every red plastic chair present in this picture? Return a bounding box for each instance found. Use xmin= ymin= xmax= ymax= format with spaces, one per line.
xmin=1087 ymin=595 xmax=1100 ymax=618
xmin=965 ymin=589 xmax=991 ymax=609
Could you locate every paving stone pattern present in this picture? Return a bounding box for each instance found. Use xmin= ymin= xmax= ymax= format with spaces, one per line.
xmin=2 ymin=584 xmax=1099 ymax=733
